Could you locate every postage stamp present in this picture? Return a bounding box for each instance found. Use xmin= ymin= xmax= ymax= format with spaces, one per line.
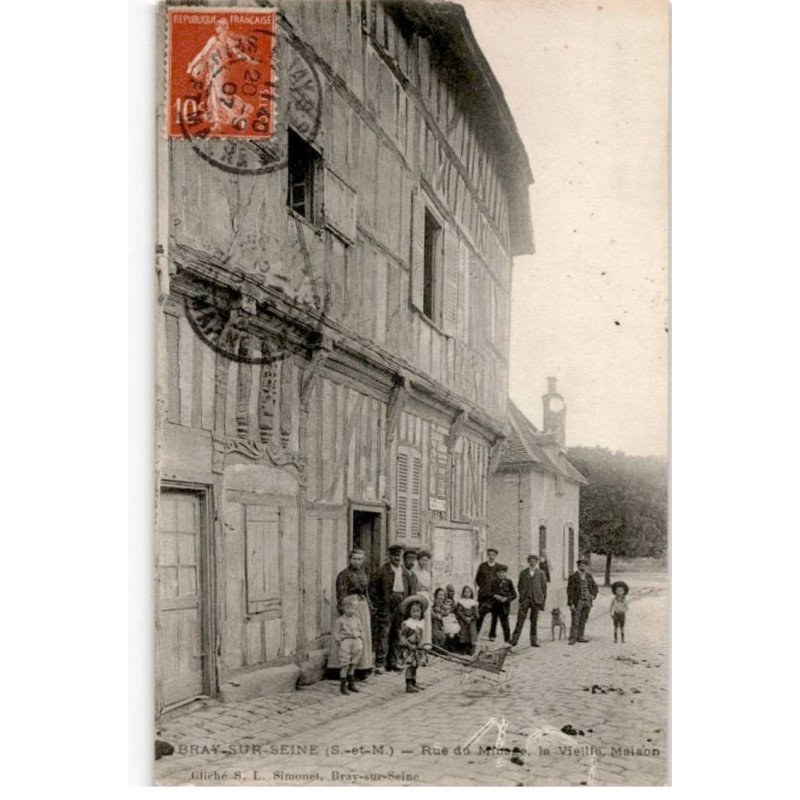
xmin=168 ymin=8 xmax=277 ymax=141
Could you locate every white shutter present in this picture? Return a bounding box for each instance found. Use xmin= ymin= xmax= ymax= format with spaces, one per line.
xmin=396 ymin=449 xmax=409 ymax=539
xmin=410 ymin=453 xmax=422 ymax=538
xmin=323 ymin=168 xmax=357 ymax=243
xmin=245 ymin=505 xmax=281 ymax=614
xmin=442 ymin=224 xmax=458 ymax=336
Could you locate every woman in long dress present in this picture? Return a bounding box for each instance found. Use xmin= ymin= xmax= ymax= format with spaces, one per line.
xmin=328 ymin=549 xmax=374 ymax=675
xmin=412 ymin=550 xmax=434 ymax=645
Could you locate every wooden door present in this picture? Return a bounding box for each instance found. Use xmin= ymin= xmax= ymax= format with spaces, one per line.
xmin=158 ymin=489 xmax=207 ymax=707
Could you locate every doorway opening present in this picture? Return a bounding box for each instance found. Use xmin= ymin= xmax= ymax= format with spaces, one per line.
xmin=351 ymin=508 xmax=384 ymax=577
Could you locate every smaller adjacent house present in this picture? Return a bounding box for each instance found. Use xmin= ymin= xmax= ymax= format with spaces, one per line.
xmin=487 ymin=379 xmax=587 ymax=610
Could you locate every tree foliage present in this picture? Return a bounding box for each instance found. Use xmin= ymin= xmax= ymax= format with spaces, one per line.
xmin=567 ymin=446 xmax=668 ymax=568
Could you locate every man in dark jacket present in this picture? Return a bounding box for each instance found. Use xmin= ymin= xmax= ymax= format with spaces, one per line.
xmin=475 ymin=547 xmax=500 ymax=634
xmin=567 ymin=557 xmax=599 ymax=644
xmin=511 ymin=554 xmax=548 ymax=647
xmin=370 ymin=544 xmax=418 ymax=672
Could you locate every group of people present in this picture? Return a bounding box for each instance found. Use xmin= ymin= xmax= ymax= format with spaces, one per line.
xmin=329 ymin=543 xmax=631 ymax=697
xmin=329 ymin=544 xmax=434 ymax=695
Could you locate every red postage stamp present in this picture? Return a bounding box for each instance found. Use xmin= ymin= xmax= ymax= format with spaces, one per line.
xmin=168 ymin=8 xmax=277 ymax=140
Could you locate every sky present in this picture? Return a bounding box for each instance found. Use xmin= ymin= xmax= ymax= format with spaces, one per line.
xmin=460 ymin=0 xmax=669 ymax=457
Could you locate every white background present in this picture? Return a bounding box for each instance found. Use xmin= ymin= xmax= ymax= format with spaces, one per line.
xmin=0 ymin=0 xmax=796 ymax=796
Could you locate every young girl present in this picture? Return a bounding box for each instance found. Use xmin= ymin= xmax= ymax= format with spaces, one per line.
xmin=455 ymin=585 xmax=479 ymax=655
xmin=431 ymin=588 xmax=446 ymax=648
xmin=440 ymin=598 xmax=461 ymax=651
xmin=398 ymin=595 xmax=429 ymax=693
xmin=609 ymin=581 xmax=630 ymax=643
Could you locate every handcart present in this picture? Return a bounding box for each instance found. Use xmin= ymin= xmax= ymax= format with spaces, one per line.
xmin=421 ymin=643 xmax=512 ymax=674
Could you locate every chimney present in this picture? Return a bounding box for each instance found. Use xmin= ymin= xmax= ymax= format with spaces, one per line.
xmin=542 ymin=376 xmax=566 ymax=446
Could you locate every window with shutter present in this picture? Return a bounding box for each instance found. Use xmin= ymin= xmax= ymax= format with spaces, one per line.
xmin=287 ymin=129 xmax=321 ymax=224
xmin=422 ymin=210 xmax=441 ymax=321
xmin=397 ymin=446 xmax=422 ymax=539
xmin=396 ymin=449 xmax=409 ymax=540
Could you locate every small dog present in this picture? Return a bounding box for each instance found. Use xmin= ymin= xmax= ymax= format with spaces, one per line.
xmin=551 ymin=608 xmax=567 ymax=641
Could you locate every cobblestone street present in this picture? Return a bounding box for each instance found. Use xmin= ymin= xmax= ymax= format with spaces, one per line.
xmin=156 ymin=573 xmax=668 ymax=786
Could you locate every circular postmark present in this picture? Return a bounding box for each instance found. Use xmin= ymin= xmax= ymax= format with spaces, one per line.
xmin=184 ymin=270 xmax=330 ymax=366
xmin=175 ymin=31 xmax=322 ymax=176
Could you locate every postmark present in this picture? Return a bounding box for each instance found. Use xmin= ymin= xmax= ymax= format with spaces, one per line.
xmin=167 ymin=8 xmax=322 ymax=176
xmin=184 ymin=270 xmax=329 ymax=366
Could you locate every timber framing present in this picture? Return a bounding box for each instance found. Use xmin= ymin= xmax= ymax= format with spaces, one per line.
xmin=169 ymin=255 xmax=507 ymax=443
xmin=277 ymin=13 xmax=528 ymax=263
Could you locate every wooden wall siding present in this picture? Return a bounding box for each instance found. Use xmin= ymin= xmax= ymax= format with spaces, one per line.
xmin=431 ymin=526 xmax=478 ymax=598
xmin=164 ymin=306 xmax=304 ymax=455
xmin=278 ymin=1 xmax=513 ymax=269
xmin=451 ymin=436 xmax=489 ymax=524
xmin=303 ymin=514 xmax=343 ymax=642
xmin=305 ymin=376 xmax=384 ymax=505
xmin=164 ymin=310 xmax=219 ymax=434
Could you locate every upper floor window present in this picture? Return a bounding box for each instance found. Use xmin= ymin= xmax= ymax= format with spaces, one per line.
xmin=287 ymin=128 xmax=320 ymax=223
xmin=423 ymin=209 xmax=441 ymax=322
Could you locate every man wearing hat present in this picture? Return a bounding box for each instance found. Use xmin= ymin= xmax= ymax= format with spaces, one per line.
xmin=567 ymin=557 xmax=599 ymax=644
xmin=511 ymin=554 xmax=548 ymax=648
xmin=475 ymin=547 xmax=500 ymax=634
xmin=370 ymin=544 xmax=418 ymax=672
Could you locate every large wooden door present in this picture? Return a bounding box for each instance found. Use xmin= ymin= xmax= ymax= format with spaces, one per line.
xmin=158 ymin=489 xmax=207 ymax=707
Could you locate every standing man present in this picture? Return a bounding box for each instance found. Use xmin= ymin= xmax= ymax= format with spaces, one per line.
xmin=567 ymin=557 xmax=599 ymax=644
xmin=510 ymin=554 xmax=548 ymax=648
xmin=371 ymin=544 xmax=417 ymax=673
xmin=475 ymin=547 xmax=500 ymax=634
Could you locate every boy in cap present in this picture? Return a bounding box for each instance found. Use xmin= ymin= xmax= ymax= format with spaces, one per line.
xmin=332 ymin=596 xmax=364 ymax=694
xmin=609 ymin=580 xmax=630 ymax=642
xmin=488 ymin=564 xmax=517 ymax=643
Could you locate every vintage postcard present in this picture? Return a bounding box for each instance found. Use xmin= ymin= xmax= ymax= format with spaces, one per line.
xmin=154 ymin=0 xmax=669 ymax=786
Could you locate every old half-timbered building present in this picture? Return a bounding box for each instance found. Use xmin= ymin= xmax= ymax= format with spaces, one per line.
xmin=156 ymin=0 xmax=533 ymax=713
